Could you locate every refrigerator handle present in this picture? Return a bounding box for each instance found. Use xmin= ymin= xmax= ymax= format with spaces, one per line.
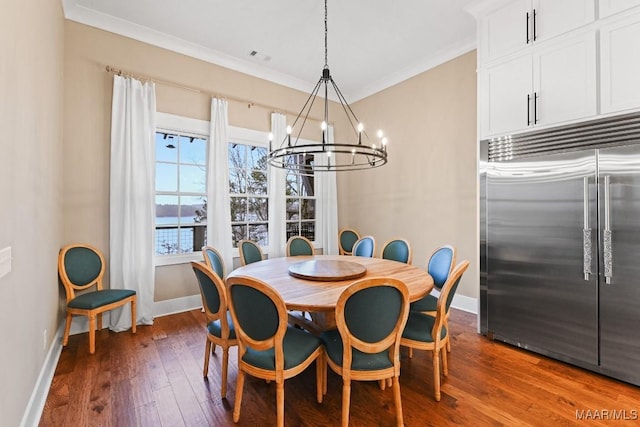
xmin=604 ymin=175 xmax=613 ymax=284
xmin=583 ymin=177 xmax=592 ymax=281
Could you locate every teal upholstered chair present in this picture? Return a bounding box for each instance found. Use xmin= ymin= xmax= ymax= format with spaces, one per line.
xmin=409 ymin=245 xmax=457 ymax=352
xmin=238 ymin=239 xmax=264 ymax=266
xmin=58 ymin=243 xmax=137 ymax=355
xmin=401 ymin=260 xmax=469 ymax=401
xmin=191 ymin=261 xmax=237 ymax=398
xmin=380 ymin=238 xmax=413 ymax=264
xmin=226 ymin=275 xmax=324 ymax=427
xmin=286 ymin=235 xmax=314 ymax=256
xmin=202 ymin=245 xmax=225 ymax=278
xmin=338 ymin=228 xmax=360 ymax=255
xmin=352 ymin=235 xmax=375 ymax=258
xmin=320 ymin=277 xmax=410 ymax=427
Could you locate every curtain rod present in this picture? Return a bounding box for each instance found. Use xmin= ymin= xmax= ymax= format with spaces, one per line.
xmin=104 ymin=65 xmax=321 ymax=121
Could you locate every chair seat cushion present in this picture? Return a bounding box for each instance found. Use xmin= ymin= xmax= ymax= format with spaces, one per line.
xmin=320 ymin=329 xmax=393 ymax=370
xmin=401 ymin=312 xmax=447 ymax=343
xmin=409 ymin=294 xmax=438 ymax=312
xmin=242 ymin=326 xmax=321 ymax=370
xmin=207 ymin=311 xmax=236 ymax=340
xmin=68 ymin=289 xmax=136 ymax=310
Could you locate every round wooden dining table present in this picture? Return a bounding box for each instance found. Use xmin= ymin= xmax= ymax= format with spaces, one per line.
xmin=226 ymin=254 xmax=433 ymax=332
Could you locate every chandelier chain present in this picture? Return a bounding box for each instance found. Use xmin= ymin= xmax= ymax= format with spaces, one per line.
xmin=324 ymin=0 xmax=328 ymax=69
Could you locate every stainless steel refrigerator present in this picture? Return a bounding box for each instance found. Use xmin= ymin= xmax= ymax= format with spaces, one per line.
xmin=481 ymin=113 xmax=640 ymax=386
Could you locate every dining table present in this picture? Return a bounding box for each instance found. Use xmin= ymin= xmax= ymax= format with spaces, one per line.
xmin=226 ymin=254 xmax=434 ymax=333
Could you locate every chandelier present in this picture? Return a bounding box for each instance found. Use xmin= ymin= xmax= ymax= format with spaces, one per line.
xmin=267 ymin=0 xmax=388 ymax=172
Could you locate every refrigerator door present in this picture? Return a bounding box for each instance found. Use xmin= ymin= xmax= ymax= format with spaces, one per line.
xmin=487 ymin=150 xmax=598 ymax=364
xmin=598 ymin=144 xmax=640 ymax=383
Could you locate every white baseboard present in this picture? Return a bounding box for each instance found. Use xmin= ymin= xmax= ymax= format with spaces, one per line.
xmin=430 ymin=290 xmax=478 ymax=315
xmin=20 ymin=323 xmax=64 ymax=427
xmin=153 ymin=294 xmax=202 ymax=318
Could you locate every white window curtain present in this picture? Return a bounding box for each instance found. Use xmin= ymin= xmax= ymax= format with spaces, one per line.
xmin=268 ymin=113 xmax=288 ymax=258
xmin=110 ymin=75 xmax=156 ymax=330
xmin=316 ymin=125 xmax=339 ymax=254
xmin=207 ymin=98 xmax=234 ymax=272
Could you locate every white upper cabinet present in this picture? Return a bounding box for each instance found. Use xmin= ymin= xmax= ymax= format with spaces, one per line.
xmin=599 ymin=0 xmax=640 ymax=18
xmin=480 ymin=31 xmax=597 ymax=137
xmin=600 ymin=9 xmax=640 ymax=114
xmin=479 ymin=0 xmax=595 ymax=63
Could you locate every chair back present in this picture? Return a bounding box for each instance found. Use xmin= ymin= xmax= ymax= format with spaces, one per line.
xmin=428 ymin=245 xmax=457 ymax=290
xmin=338 ymin=228 xmax=360 ymax=255
xmin=239 ymin=240 xmax=264 ymax=266
xmin=58 ymin=244 xmax=106 ymax=302
xmin=381 ymin=238 xmax=413 ymax=264
xmin=227 ymin=275 xmax=289 ymax=365
xmin=286 ymin=235 xmax=314 ymax=256
xmin=433 ymin=260 xmax=470 ymax=331
xmin=336 ymin=278 xmax=409 ymax=370
xmin=191 ymin=261 xmax=228 ymax=324
xmin=202 ymin=246 xmax=225 ymax=279
xmin=352 ymin=235 xmax=375 ymax=258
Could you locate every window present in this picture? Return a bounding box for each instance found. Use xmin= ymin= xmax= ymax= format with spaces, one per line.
xmin=155 ymin=131 xmax=208 ymax=256
xmin=229 ymin=142 xmax=269 ymax=248
xmin=286 ymin=155 xmax=316 ymax=241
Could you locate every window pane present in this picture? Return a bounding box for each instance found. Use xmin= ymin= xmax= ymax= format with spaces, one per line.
xmin=181 ymin=196 xmax=206 ymax=225
xmin=156 ymin=133 xmax=178 ymax=162
xmin=156 ymin=163 xmax=178 ymax=192
xmin=300 ymin=174 xmax=314 ymax=197
xmin=229 ymin=143 xmax=245 ymax=169
xmin=302 ymin=199 xmax=315 ymax=220
xmin=286 ymin=172 xmax=299 ymax=196
xmin=156 ymin=195 xmax=179 ymax=224
xmin=180 ymin=135 xmax=206 ymax=165
xmin=229 ymin=168 xmax=246 ymax=194
xmin=300 ymin=221 xmax=315 ymax=240
xmin=179 ymin=164 xmax=206 ymax=193
xmin=249 ymin=223 xmax=268 ymax=246
xmin=232 ymin=225 xmax=246 ymax=248
xmin=247 ymin=146 xmax=267 ymax=170
xmin=231 ymin=197 xmax=246 ymax=221
xmin=247 ymin=171 xmax=267 ymax=195
xmin=248 ymin=197 xmax=268 ymax=222
xmin=286 ymin=198 xmax=299 ymax=220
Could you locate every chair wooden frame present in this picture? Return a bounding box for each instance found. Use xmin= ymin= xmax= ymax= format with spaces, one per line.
xmin=285 ymin=235 xmax=314 ymax=256
xmin=226 ymin=275 xmax=323 ymax=427
xmin=58 ymin=243 xmax=137 ymax=355
xmin=400 ymin=260 xmax=470 ymax=401
xmin=380 ymin=238 xmax=413 ymax=264
xmin=191 ymin=261 xmax=237 ymax=398
xmin=352 ymin=235 xmax=376 ymax=258
xmin=412 ymin=244 xmax=457 ymax=353
xmin=338 ymin=228 xmax=360 ymax=255
xmin=324 ymin=277 xmax=410 ymax=427
xmin=201 ymin=245 xmax=226 ymax=279
xmin=238 ymin=239 xmax=264 ymax=266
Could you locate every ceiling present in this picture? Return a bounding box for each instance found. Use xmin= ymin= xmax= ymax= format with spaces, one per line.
xmin=62 ymin=0 xmax=478 ymax=101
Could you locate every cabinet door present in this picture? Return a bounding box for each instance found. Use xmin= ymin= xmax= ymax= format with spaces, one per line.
xmin=480 ymin=54 xmax=533 ymax=137
xmin=599 ymin=0 xmax=640 ymax=18
xmin=534 ymin=0 xmax=595 ymax=41
xmin=533 ymin=31 xmax=597 ymax=126
xmin=600 ymin=11 xmax=640 ymax=114
xmin=481 ymin=0 xmax=531 ymax=63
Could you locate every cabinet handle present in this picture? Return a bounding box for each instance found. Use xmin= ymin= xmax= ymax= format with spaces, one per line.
xmin=534 ymin=92 xmax=538 ymax=124
xmin=583 ymin=177 xmax=592 ymax=281
xmin=604 ymin=175 xmax=613 ymax=284
xmin=527 ymin=94 xmax=531 ymax=125
xmin=533 ymin=9 xmax=537 ymax=41
xmin=526 ymin=12 xmax=530 ymax=44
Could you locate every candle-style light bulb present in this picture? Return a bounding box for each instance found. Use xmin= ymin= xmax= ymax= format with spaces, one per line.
xmin=286 ymin=126 xmax=292 ymax=146
xmin=321 ymin=121 xmax=327 ymax=144
xmin=357 ymin=122 xmax=363 ymax=144
xmin=382 ymin=137 xmax=388 ymax=152
xmin=351 ymin=148 xmax=355 ymax=165
xmin=268 ymin=132 xmax=273 ymax=152
xmin=377 ymin=129 xmax=384 ymax=139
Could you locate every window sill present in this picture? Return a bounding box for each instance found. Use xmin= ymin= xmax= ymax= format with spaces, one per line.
xmin=155 ymin=252 xmax=202 ymax=267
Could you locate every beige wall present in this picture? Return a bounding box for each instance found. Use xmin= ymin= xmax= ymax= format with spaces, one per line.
xmin=340 ymin=51 xmax=478 ymax=299
xmin=0 ymin=1 xmax=64 ymax=425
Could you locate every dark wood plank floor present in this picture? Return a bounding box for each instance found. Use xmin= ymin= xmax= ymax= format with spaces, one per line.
xmin=40 ymin=309 xmax=640 ymax=426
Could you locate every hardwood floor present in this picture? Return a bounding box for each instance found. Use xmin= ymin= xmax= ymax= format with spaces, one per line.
xmin=40 ymin=309 xmax=640 ymax=426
